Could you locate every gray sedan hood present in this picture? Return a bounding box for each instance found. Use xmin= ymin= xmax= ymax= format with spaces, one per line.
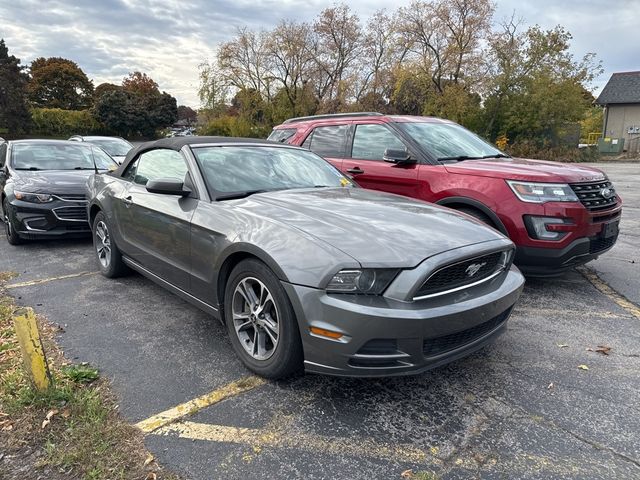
xmin=239 ymin=188 xmax=505 ymax=268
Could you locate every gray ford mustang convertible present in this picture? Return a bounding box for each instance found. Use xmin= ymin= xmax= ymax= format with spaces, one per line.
xmin=86 ymin=137 xmax=525 ymax=379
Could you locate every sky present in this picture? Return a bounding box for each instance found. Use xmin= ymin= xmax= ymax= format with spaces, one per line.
xmin=1 ymin=0 xmax=638 ymax=107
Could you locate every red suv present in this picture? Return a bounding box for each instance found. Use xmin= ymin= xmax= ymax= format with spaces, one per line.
xmin=269 ymin=113 xmax=622 ymax=276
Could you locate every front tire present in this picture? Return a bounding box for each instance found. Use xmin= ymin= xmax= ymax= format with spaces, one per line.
xmin=3 ymin=199 xmax=23 ymax=245
xmin=224 ymin=259 xmax=303 ymax=379
xmin=92 ymin=211 xmax=128 ymax=278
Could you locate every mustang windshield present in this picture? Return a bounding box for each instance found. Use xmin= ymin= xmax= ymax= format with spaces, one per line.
xmin=11 ymin=143 xmax=117 ymax=170
xmin=396 ymin=122 xmax=506 ymax=161
xmin=192 ymin=146 xmax=354 ymax=196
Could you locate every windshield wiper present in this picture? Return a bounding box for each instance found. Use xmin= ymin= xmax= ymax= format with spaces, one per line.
xmin=437 ymin=155 xmax=480 ymax=162
xmin=438 ymin=153 xmax=511 ymax=162
xmin=15 ymin=166 xmax=42 ymax=171
xmin=215 ymin=189 xmax=272 ymax=201
xmin=73 ymin=167 xmax=97 ymax=170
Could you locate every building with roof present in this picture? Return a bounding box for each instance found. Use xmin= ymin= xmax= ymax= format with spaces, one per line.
xmin=596 ymin=71 xmax=640 ymax=152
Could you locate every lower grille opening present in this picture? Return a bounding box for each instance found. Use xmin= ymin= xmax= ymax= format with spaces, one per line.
xmin=589 ymin=235 xmax=617 ymax=254
xmin=423 ymin=307 xmax=512 ymax=357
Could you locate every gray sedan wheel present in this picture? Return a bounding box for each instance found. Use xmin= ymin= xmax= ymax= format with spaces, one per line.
xmin=92 ymin=211 xmax=128 ymax=278
xmin=224 ymin=259 xmax=302 ymax=379
xmin=232 ymin=277 xmax=280 ymax=361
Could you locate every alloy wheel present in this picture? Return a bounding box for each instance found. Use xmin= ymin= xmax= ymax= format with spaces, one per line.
xmin=95 ymin=220 xmax=112 ymax=268
xmin=232 ymin=276 xmax=280 ymax=361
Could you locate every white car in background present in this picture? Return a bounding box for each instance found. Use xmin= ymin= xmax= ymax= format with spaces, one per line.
xmin=69 ymin=135 xmax=133 ymax=164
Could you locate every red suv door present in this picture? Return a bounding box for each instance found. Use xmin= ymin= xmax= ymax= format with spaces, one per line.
xmin=301 ymin=124 xmax=350 ymax=171
xmin=341 ymin=122 xmax=420 ymax=198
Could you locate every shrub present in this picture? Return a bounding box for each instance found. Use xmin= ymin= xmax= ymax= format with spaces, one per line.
xmin=505 ymin=140 xmax=601 ymax=163
xmin=30 ymin=108 xmax=101 ymax=137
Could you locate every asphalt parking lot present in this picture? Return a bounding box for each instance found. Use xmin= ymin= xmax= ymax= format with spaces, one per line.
xmin=1 ymin=162 xmax=639 ymax=479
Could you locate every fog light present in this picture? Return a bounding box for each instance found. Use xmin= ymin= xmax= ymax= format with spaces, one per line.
xmin=524 ymin=216 xmax=570 ymax=240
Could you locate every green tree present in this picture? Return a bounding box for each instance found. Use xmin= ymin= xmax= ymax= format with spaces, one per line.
xmin=27 ymin=57 xmax=93 ymax=109
xmin=0 ymin=39 xmax=31 ymax=133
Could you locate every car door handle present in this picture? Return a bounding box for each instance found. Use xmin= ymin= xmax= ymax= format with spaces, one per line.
xmin=123 ymin=196 xmax=133 ymax=207
xmin=346 ymin=167 xmax=364 ymax=174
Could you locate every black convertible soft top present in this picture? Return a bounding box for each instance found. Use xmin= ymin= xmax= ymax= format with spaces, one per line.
xmin=115 ymin=136 xmax=291 ymax=178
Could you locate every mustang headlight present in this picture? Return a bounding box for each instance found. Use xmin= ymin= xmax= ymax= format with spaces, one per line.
xmin=506 ymin=181 xmax=578 ymax=203
xmin=326 ymin=269 xmax=398 ymax=294
xmin=14 ymin=191 xmax=53 ymax=203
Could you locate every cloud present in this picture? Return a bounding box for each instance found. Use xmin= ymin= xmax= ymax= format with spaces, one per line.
xmin=1 ymin=0 xmax=637 ymax=105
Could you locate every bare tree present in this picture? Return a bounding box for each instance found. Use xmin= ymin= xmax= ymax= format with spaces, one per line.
xmin=264 ymin=21 xmax=315 ymax=115
xmin=218 ymin=28 xmax=272 ymax=100
xmin=311 ymin=4 xmax=362 ymax=105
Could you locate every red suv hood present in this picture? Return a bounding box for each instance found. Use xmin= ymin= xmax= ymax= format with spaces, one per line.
xmin=444 ymin=157 xmax=607 ymax=183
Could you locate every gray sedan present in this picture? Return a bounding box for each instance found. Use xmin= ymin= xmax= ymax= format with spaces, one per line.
xmin=86 ymin=137 xmax=525 ymax=379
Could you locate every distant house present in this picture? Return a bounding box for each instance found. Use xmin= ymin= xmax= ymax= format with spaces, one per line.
xmin=596 ymin=71 xmax=640 ymax=151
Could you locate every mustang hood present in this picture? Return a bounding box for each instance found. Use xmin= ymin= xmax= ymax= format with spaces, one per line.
xmin=14 ymin=170 xmax=94 ymax=195
xmin=444 ymin=157 xmax=607 ymax=183
xmin=239 ymin=188 xmax=506 ymax=268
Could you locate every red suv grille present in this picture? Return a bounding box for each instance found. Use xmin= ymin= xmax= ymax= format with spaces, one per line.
xmin=570 ymin=181 xmax=617 ymax=211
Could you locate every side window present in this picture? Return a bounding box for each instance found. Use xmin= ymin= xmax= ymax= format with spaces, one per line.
xmin=0 ymin=144 xmax=7 ymax=168
xmin=133 ymin=149 xmax=188 ymax=186
xmin=308 ymin=125 xmax=349 ymax=158
xmin=267 ymin=128 xmax=297 ymax=143
xmin=351 ymin=124 xmax=406 ymax=161
xmin=122 ymin=159 xmax=138 ymax=182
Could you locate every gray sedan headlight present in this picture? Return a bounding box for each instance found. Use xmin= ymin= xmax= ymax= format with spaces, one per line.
xmin=14 ymin=191 xmax=53 ymax=203
xmin=506 ymin=181 xmax=578 ymax=203
xmin=326 ymin=269 xmax=398 ymax=294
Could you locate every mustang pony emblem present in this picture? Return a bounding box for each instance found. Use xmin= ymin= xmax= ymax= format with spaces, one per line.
xmin=465 ymin=262 xmax=487 ymax=277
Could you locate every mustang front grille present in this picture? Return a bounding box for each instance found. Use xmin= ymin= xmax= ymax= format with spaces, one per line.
xmin=414 ymin=251 xmax=507 ymax=300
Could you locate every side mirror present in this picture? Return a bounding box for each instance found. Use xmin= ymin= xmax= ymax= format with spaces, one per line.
xmin=146 ymin=178 xmax=191 ymax=196
xmin=383 ymin=148 xmax=415 ymax=164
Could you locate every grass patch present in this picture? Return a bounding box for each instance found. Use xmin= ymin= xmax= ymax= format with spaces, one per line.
xmin=0 ymin=277 xmax=178 ymax=479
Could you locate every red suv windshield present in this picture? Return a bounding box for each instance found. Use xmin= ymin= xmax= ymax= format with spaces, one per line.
xmin=396 ymin=122 xmax=504 ymax=161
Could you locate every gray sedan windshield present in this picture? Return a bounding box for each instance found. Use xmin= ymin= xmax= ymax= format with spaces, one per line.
xmin=11 ymin=144 xmax=117 ymax=170
xmin=192 ymin=146 xmax=353 ymax=194
xmin=397 ymin=122 xmax=504 ymax=161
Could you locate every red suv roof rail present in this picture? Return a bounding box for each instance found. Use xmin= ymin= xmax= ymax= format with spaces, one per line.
xmin=282 ymin=112 xmax=384 ymax=124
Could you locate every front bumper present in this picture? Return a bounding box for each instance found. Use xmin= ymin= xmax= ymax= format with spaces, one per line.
xmin=283 ymin=265 xmax=524 ymax=377
xmin=7 ymin=199 xmax=90 ymax=239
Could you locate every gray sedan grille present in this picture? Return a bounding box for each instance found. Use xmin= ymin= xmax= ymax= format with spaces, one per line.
xmin=414 ymin=251 xmax=506 ymax=300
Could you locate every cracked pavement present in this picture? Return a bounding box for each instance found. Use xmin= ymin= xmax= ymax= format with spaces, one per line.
xmin=1 ymin=162 xmax=639 ymax=479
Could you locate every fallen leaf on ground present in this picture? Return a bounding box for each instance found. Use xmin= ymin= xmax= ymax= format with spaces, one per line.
xmin=557 ymin=344 xmax=569 ymax=348
xmin=595 ymin=345 xmax=611 ymax=355
xmin=145 ymin=473 xmax=157 ymax=480
xmin=41 ymin=409 xmax=58 ymax=429
xmin=547 ymin=382 xmax=554 ymax=389
xmin=586 ymin=348 xmax=593 ymax=352
xmin=401 ymin=469 xmax=414 ymax=478
xmin=577 ymin=364 xmax=589 ymax=371
xmin=61 ymin=408 xmax=71 ymax=418
xmin=143 ymin=453 xmax=154 ymax=467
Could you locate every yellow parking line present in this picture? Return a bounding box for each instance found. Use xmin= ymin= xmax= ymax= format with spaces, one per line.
xmin=6 ymin=271 xmax=98 ymax=289
xmin=578 ymin=267 xmax=640 ymax=320
xmin=7 ymin=271 xmax=98 ymax=289
xmin=135 ymin=376 xmax=266 ymax=434
xmin=153 ymin=420 xmax=439 ymax=465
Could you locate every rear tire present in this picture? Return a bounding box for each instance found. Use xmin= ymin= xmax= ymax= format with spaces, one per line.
xmin=92 ymin=211 xmax=128 ymax=278
xmin=224 ymin=259 xmax=303 ymax=379
xmin=3 ymin=199 xmax=23 ymax=245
